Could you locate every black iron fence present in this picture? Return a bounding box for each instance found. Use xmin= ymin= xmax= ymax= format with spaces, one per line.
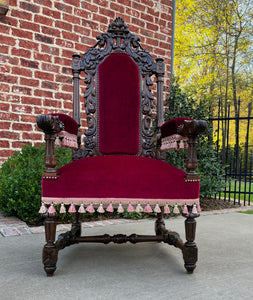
xmin=209 ymin=98 xmax=253 ymax=205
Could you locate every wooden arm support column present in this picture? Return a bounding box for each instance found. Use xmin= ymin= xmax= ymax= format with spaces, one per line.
xmin=178 ymin=120 xmax=207 ymax=181
xmin=37 ymin=115 xmax=64 ymax=177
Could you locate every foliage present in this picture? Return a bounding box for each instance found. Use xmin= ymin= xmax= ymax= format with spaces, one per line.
xmin=174 ymin=0 xmax=253 ymax=146
xmin=0 ymin=144 xmax=72 ymax=224
xmin=165 ymin=79 xmax=225 ymax=197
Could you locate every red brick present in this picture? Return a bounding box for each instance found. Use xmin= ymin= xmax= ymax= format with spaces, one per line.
xmin=55 ymin=20 xmax=72 ymax=31
xmin=93 ymin=0 xmax=108 ymax=6
xmin=6 ymin=94 xmax=20 ymax=103
xmin=22 ymin=96 xmax=42 ymax=106
xmin=42 ymin=26 xmax=61 ymax=37
xmin=0 ymin=140 xmax=10 ymax=148
xmin=19 ymin=40 xmax=39 ymax=51
xmin=55 ymin=75 xmax=72 ymax=84
xmin=117 ymin=0 xmax=131 ymax=6
xmin=20 ymin=58 xmax=39 ymax=69
xmin=43 ymin=99 xmax=62 ymax=108
xmin=62 ymin=49 xmax=75 ymax=59
xmin=34 ymin=52 xmax=52 ymax=63
xmin=23 ymin=132 xmax=43 ymax=140
xmin=110 ymin=3 xmax=125 ymax=14
xmin=56 ymin=39 xmax=74 ymax=49
xmin=0 ymin=34 xmax=16 ymax=46
xmin=42 ymin=7 xmax=61 ymax=19
xmin=0 ymin=122 xmax=11 ymax=129
xmin=41 ymin=63 xmax=60 ymax=73
xmin=0 ymin=130 xmax=20 ymax=139
xmin=73 ymin=8 xmax=91 ymax=19
xmin=81 ymin=2 xmax=98 ymax=12
xmin=21 ymin=115 xmax=37 ymax=123
xmin=34 ymin=15 xmax=53 ymax=26
xmin=12 ymin=67 xmax=33 ymax=78
xmin=34 ymin=90 xmax=53 ymax=98
xmin=34 ymin=0 xmax=52 ymax=7
xmin=12 ymin=86 xmax=32 ymax=95
xmin=20 ymin=1 xmax=40 ymax=13
xmin=12 ymin=141 xmax=31 ymax=148
xmin=0 ymin=83 xmax=10 ymax=92
xmin=61 ymin=67 xmax=72 ymax=75
xmin=0 ymin=65 xmax=11 ymax=73
xmin=99 ymin=7 xmax=115 ymax=18
xmin=75 ymin=43 xmax=89 ymax=53
xmin=11 ymin=48 xmax=31 ymax=58
xmin=63 ymin=13 xmax=81 ymax=25
xmin=12 ymin=104 xmax=33 ymax=114
xmin=41 ymin=81 xmax=59 ymax=90
xmin=0 ymin=74 xmax=18 ymax=84
xmin=62 ymin=84 xmax=73 ymax=93
xmin=41 ymin=44 xmax=59 ymax=55
xmin=55 ymin=92 xmax=72 ymax=100
xmin=11 ymin=9 xmax=32 ymax=21
xmin=20 ymin=20 xmax=40 ymax=32
xmin=12 ymin=28 xmax=33 ymax=40
xmin=20 ymin=77 xmax=40 ymax=87
xmin=63 ymin=0 xmax=80 ymax=7
xmin=0 ymin=45 xmax=8 ymax=54
xmin=62 ymin=31 xmax=79 ymax=42
xmin=141 ymin=13 xmax=154 ymax=23
xmin=92 ymin=14 xmax=108 ymax=24
xmin=54 ymin=57 xmax=71 ymax=66
xmin=82 ymin=20 xmax=99 ymax=30
xmin=35 ymin=33 xmax=54 ymax=44
xmin=9 ymin=0 xmax=18 ymax=5
xmin=125 ymin=8 xmax=140 ymax=18
xmin=0 ymin=24 xmax=10 ymax=34
xmin=54 ymin=2 xmax=72 ymax=14
xmin=12 ymin=123 xmax=33 ymax=131
xmin=0 ymin=150 xmax=16 ymax=157
xmin=0 ymin=103 xmax=10 ymax=111
xmin=63 ymin=101 xmax=73 ymax=110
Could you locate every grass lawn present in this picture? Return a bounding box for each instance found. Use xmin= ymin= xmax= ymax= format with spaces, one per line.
xmin=220 ymin=179 xmax=253 ymax=202
xmin=238 ymin=210 xmax=253 ymax=214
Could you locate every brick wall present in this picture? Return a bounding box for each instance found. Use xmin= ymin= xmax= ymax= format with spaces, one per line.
xmin=0 ymin=0 xmax=173 ymax=165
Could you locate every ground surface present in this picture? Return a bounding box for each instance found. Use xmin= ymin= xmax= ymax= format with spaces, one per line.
xmin=200 ymin=197 xmax=241 ymax=211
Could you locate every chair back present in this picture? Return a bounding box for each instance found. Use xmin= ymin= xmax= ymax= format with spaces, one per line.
xmin=72 ymin=17 xmax=165 ymax=157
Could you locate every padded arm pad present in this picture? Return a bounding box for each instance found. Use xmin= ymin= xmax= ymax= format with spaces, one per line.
xmin=161 ymin=117 xmax=193 ymax=138
xmin=51 ymin=113 xmax=79 ymax=136
xmin=160 ymin=118 xmax=192 ymax=151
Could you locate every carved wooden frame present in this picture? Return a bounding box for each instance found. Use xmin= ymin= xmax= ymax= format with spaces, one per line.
xmin=72 ymin=17 xmax=165 ymax=158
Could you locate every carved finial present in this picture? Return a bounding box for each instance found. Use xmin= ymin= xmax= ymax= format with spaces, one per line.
xmin=108 ymin=17 xmax=129 ymax=36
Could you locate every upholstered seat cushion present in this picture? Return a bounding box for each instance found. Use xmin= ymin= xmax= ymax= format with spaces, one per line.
xmin=42 ymin=155 xmax=200 ymax=209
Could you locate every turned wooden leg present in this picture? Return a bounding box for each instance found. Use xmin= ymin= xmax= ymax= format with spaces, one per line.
xmin=183 ymin=210 xmax=198 ymax=274
xmin=71 ymin=211 xmax=81 ymax=237
xmin=155 ymin=206 xmax=165 ymax=236
xmin=43 ymin=214 xmax=58 ymax=277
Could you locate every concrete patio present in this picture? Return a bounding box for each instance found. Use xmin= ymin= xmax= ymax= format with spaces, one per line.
xmin=0 ymin=211 xmax=253 ymax=300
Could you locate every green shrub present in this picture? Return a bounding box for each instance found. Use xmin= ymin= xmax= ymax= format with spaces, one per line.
xmin=0 ymin=144 xmax=72 ymax=224
xmin=165 ymin=79 xmax=225 ymax=197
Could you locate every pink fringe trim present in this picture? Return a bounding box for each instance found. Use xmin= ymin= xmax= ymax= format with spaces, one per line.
xmin=97 ymin=203 xmax=105 ymax=213
xmin=127 ymin=203 xmax=134 ymax=212
xmin=106 ymin=203 xmax=114 ymax=213
xmin=48 ymin=203 xmax=56 ymax=214
xmin=161 ymin=134 xmax=188 ymax=151
xmin=117 ymin=203 xmax=124 ymax=213
xmin=68 ymin=203 xmax=76 ymax=213
xmin=39 ymin=202 xmax=201 ymax=216
xmin=86 ymin=203 xmax=95 ymax=213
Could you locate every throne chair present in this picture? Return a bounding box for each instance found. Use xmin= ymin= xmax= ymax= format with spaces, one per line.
xmin=37 ymin=18 xmax=206 ymax=276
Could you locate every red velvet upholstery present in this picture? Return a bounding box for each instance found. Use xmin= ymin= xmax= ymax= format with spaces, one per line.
xmin=42 ymin=155 xmax=200 ymax=207
xmin=161 ymin=117 xmax=192 ymax=138
xmin=98 ymin=53 xmax=140 ymax=155
xmin=51 ymin=113 xmax=78 ymax=135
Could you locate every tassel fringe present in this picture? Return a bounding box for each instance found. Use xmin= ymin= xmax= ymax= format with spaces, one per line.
xmin=39 ymin=202 xmax=201 ymax=216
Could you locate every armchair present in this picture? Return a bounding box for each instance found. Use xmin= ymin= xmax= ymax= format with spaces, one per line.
xmin=37 ymin=18 xmax=206 ymax=276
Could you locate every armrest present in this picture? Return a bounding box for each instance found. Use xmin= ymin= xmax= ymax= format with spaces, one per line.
xmin=37 ymin=114 xmax=79 ymax=178
xmin=160 ymin=118 xmax=192 ymax=150
xmin=178 ymin=119 xmax=207 ymax=182
xmin=50 ymin=113 xmax=79 ymax=149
